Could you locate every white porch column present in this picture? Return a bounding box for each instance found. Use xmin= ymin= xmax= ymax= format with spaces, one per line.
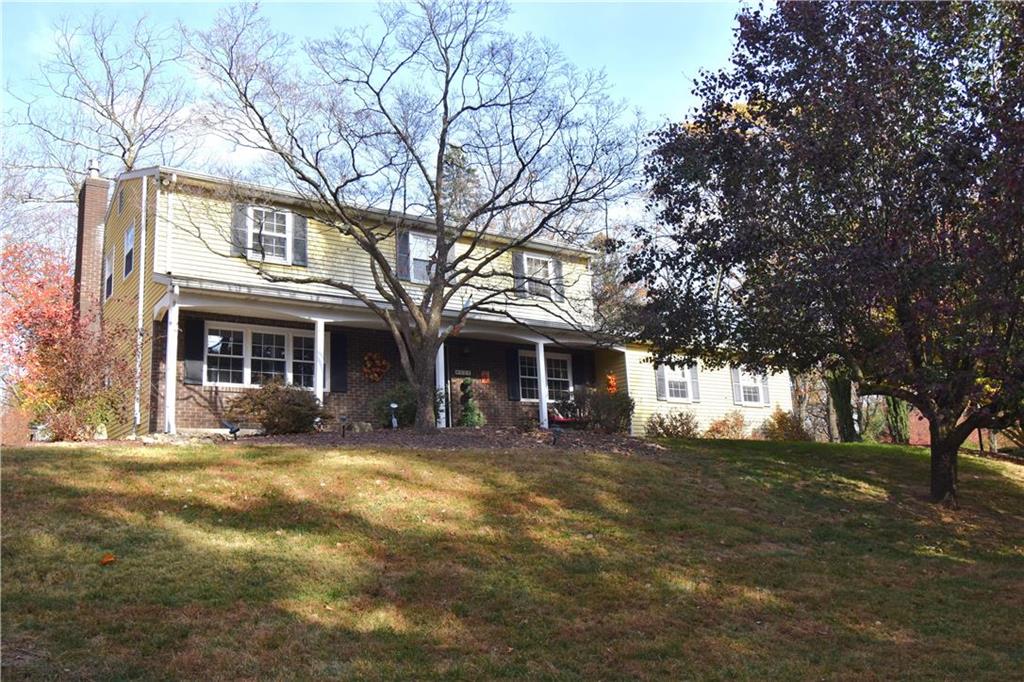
xmin=314 ymin=319 xmax=326 ymax=404
xmin=164 ymin=297 xmax=179 ymax=434
xmin=536 ymin=340 xmax=549 ymax=428
xmin=435 ymin=342 xmax=447 ymax=428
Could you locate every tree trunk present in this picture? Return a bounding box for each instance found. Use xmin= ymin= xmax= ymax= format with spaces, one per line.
xmin=825 ymin=372 xmax=860 ymax=442
xmin=411 ymin=352 xmax=439 ymax=434
xmin=929 ymin=434 xmax=959 ymax=506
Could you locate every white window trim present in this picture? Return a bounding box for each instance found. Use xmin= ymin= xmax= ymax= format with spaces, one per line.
xmin=247 ymin=206 xmax=293 ymax=265
xmin=524 ymin=254 xmax=554 ymax=298
xmin=103 ymin=250 xmax=114 ymax=302
xmin=202 ymin=320 xmax=321 ymax=391
xmin=408 ymin=231 xmax=436 ymax=285
xmin=518 ymin=350 xmax=573 ymax=403
xmin=664 ymin=365 xmax=693 ymax=403
xmin=738 ymin=370 xmax=764 ymax=407
xmin=123 ymin=224 xmax=135 ymax=279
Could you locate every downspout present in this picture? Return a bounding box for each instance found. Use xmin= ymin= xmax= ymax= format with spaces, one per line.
xmin=133 ymin=176 xmax=148 ymax=436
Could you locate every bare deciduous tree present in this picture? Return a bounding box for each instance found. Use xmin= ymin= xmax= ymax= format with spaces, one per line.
xmin=6 ymin=12 xmax=196 ymax=208
xmin=185 ymin=1 xmax=640 ymax=431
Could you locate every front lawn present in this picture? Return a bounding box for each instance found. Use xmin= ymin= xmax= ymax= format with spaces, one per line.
xmin=2 ymin=440 xmax=1022 ymax=679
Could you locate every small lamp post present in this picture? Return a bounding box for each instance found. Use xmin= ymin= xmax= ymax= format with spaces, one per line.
xmin=389 ymin=403 xmax=399 ymax=430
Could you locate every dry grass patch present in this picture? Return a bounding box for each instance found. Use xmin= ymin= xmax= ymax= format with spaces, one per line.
xmin=2 ymin=439 xmax=1023 ymax=680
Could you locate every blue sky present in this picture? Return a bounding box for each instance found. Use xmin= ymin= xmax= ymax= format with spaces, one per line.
xmin=2 ymin=1 xmax=744 ymax=124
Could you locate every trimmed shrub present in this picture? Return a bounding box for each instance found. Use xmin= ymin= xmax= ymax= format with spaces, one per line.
xmin=228 ymin=382 xmax=329 ymax=435
xmin=457 ymin=378 xmax=487 ymax=427
xmin=645 ymin=410 xmax=700 ymax=439
xmin=759 ymin=407 xmax=812 ymax=441
xmin=704 ymin=411 xmax=747 ymax=439
xmin=557 ymin=386 xmax=634 ymax=433
xmin=590 ymin=390 xmax=634 ymax=433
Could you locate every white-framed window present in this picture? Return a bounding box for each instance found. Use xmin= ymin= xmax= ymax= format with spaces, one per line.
xmin=738 ymin=371 xmax=763 ymax=406
xmin=292 ymin=336 xmax=316 ymax=388
xmin=665 ymin=366 xmax=691 ymax=401
xmin=203 ymin=322 xmax=320 ymax=390
xmin=409 ymin=232 xmax=435 ymax=284
xmin=123 ymin=224 xmax=135 ymax=278
xmin=103 ymin=250 xmax=114 ymax=301
xmin=525 ymin=255 xmax=553 ymax=298
xmin=206 ymin=327 xmax=245 ymax=384
xmin=249 ymin=207 xmax=291 ymax=264
xmin=519 ymin=350 xmax=573 ymax=402
xmin=251 ymin=331 xmax=286 ymax=384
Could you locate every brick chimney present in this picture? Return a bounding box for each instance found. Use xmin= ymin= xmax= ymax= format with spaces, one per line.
xmin=73 ymin=160 xmax=111 ymax=330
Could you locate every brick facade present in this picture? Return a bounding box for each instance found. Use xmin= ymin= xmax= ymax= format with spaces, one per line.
xmin=147 ymin=312 xmax=580 ymax=432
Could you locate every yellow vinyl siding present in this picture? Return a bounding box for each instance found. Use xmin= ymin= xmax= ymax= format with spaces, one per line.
xmin=163 ymin=185 xmax=593 ymax=326
xmin=623 ymin=345 xmax=794 ymax=436
xmin=100 ymin=176 xmax=162 ymax=439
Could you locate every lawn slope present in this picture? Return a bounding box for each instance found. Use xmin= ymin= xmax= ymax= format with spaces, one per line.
xmin=2 ymin=440 xmax=1022 ymax=680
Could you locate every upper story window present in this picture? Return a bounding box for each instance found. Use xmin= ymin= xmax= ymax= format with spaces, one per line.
xmin=104 ymin=250 xmax=114 ymax=300
xmin=525 ymin=255 xmax=553 ymax=298
xmin=250 ymin=207 xmax=290 ymax=263
xmin=409 ymin=232 xmax=435 ymax=283
xmin=123 ymin=224 xmax=135 ymax=278
xmin=519 ymin=350 xmax=573 ymax=403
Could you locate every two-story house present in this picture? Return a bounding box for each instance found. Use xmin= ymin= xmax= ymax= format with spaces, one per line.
xmin=74 ymin=164 xmax=792 ymax=439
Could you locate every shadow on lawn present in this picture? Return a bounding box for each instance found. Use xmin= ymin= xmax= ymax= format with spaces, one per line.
xmin=2 ymin=442 xmax=1023 ymax=679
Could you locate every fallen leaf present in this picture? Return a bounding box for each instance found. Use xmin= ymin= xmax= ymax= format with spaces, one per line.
xmin=99 ymin=553 xmax=116 ymax=566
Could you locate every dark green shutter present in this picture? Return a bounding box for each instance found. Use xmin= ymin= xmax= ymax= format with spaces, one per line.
xmin=552 ymin=259 xmax=565 ymax=301
xmin=183 ymin=317 xmax=205 ymax=385
xmin=230 ymin=204 xmax=247 ymax=256
xmin=570 ymin=350 xmax=593 ymax=387
xmin=512 ymin=252 xmax=527 ymax=297
xmin=329 ymin=331 xmax=348 ymax=393
xmin=506 ymin=347 xmax=521 ymax=401
xmin=292 ymin=214 xmax=307 ymax=266
xmin=395 ymin=229 xmax=410 ymax=280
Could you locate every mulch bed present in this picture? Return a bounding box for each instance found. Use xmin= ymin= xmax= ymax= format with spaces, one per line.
xmin=238 ymin=426 xmax=669 ymax=458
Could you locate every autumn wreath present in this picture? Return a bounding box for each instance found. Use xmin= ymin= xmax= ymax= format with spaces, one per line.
xmin=362 ymin=351 xmax=390 ymax=383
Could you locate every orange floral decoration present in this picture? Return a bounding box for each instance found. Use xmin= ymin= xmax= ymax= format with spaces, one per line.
xmin=362 ymin=352 xmax=390 ymax=383
xmin=605 ymin=372 xmax=618 ymax=395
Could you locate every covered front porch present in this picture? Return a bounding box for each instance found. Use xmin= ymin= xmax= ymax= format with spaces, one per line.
xmin=151 ymin=286 xmax=615 ymax=434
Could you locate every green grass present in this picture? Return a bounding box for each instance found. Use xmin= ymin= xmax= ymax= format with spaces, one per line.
xmin=2 ymin=440 xmax=1022 ymax=680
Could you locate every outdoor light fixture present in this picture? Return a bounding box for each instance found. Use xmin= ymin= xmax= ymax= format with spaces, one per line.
xmin=389 ymin=403 xmax=399 ymax=429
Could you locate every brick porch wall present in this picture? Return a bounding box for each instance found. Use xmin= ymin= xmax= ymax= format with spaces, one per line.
xmin=444 ymin=338 xmax=539 ymax=428
xmin=147 ymin=312 xmax=559 ymax=432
